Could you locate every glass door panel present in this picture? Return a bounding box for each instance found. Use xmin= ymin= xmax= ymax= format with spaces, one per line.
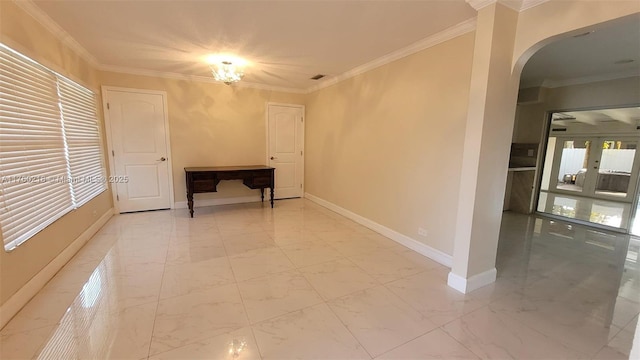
xmin=556 ymin=139 xmax=591 ymax=193
xmin=594 ymin=139 xmax=637 ymax=199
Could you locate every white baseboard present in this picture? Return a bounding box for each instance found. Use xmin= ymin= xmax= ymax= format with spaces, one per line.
xmin=174 ymin=196 xmax=263 ymax=209
xmin=304 ymin=192 xmax=452 ymax=268
xmin=447 ymin=268 xmax=497 ymax=294
xmin=0 ymin=209 xmax=114 ymax=329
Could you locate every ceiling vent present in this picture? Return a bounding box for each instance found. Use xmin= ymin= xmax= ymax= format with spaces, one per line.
xmin=310 ymin=74 xmax=326 ymax=80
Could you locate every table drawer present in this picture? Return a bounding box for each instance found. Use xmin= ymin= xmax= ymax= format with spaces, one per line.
xmin=193 ymin=180 xmax=217 ymax=192
xmin=252 ymin=176 xmax=271 ymax=186
xmin=192 ymin=172 xmax=216 ymax=181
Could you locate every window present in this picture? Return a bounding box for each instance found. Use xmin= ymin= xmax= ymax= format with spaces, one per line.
xmin=0 ymin=43 xmax=107 ymax=251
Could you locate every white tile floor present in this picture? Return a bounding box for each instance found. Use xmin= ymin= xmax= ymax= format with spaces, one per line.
xmin=0 ymin=199 xmax=638 ymax=359
xmin=537 ymin=191 xmax=635 ymax=231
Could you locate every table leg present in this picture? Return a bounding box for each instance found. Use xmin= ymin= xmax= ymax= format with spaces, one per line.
xmin=187 ymin=192 xmax=194 ymax=218
xmin=260 ymin=188 xmax=265 ymax=202
xmin=270 ymin=187 xmax=274 ymax=208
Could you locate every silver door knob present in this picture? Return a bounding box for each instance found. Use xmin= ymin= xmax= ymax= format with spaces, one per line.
xmin=158 ymin=157 xmax=166 ymax=161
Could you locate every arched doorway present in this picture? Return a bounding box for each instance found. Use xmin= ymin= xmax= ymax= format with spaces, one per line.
xmin=507 ymin=17 xmax=640 ymax=232
xmin=448 ymin=2 xmax=640 ymax=294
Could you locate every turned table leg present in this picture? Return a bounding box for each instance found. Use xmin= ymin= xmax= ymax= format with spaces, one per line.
xmin=270 ymin=187 xmax=274 ymax=208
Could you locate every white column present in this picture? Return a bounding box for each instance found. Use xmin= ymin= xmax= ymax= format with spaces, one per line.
xmin=448 ymin=2 xmax=520 ymax=293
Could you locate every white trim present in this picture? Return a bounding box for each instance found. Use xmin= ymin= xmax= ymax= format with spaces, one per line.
xmin=266 ymin=103 xmax=306 ymax=198
xmin=12 ymin=0 xmax=100 ymax=67
xmin=466 ymin=0 xmax=549 ymax=12
xmin=174 ymin=196 xmax=263 ymax=209
xmin=466 ymin=0 xmax=497 ymax=11
xmin=101 ymin=86 xmax=175 ymax=213
xmin=520 ymin=0 xmax=550 ymax=12
xmin=447 ymin=268 xmax=497 ymax=294
xmin=0 ymin=208 xmax=113 ymax=329
xmin=306 ymin=18 xmax=477 ymax=94
xmin=98 ymin=64 xmax=306 ymax=95
xmin=304 ymin=193 xmax=452 ymax=267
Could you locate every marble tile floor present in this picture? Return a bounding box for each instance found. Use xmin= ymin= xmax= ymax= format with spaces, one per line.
xmin=0 ymin=199 xmax=638 ymax=359
xmin=537 ymin=191 xmax=636 ymax=232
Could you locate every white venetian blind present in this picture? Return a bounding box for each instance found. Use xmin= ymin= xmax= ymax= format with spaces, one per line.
xmin=0 ymin=44 xmax=74 ymax=251
xmin=58 ymin=77 xmax=107 ymax=207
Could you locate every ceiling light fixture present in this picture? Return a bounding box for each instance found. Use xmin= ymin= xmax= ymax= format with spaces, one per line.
xmin=210 ymin=60 xmax=244 ymax=85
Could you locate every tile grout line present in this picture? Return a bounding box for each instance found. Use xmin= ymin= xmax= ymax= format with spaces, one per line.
xmin=143 ymin=226 xmax=173 ymax=360
xmin=321 ymin=299 xmax=375 ymax=359
xmin=218 ymin=213 xmax=266 ymax=360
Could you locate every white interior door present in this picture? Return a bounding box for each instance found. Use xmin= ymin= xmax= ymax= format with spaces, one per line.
xmin=104 ymin=89 xmax=172 ymax=212
xmin=268 ymin=104 xmax=304 ymax=199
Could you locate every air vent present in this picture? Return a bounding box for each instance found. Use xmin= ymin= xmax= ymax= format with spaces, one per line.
xmin=310 ymin=74 xmax=325 ymax=80
xmin=573 ymin=31 xmax=594 ymax=38
xmin=552 ymin=128 xmax=568 ymax=132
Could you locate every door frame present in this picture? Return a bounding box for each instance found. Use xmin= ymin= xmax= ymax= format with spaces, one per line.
xmin=101 ymin=86 xmax=175 ymax=213
xmin=265 ymin=102 xmax=305 ymax=198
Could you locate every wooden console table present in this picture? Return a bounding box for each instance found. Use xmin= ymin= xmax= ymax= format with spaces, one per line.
xmin=185 ymin=166 xmax=275 ymax=217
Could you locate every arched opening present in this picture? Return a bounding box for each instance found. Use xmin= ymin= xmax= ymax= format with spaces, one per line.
xmin=504 ymin=15 xmax=640 ymax=229
xmin=492 ymin=13 xmax=639 ymax=359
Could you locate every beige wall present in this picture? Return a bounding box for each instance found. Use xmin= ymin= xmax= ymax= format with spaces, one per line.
xmin=98 ymin=72 xmax=305 ymax=204
xmin=514 ymin=76 xmax=640 ymax=144
xmin=0 ymin=1 xmax=113 ymax=305
xmin=305 ymin=32 xmax=475 ymax=255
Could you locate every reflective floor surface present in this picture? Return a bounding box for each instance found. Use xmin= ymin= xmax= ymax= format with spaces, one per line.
xmin=537 ymin=191 xmax=637 ymax=232
xmin=0 ymin=199 xmax=638 ymax=359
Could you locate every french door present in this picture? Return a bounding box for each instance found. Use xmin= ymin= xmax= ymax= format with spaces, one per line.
xmin=548 ymin=136 xmax=640 ymax=202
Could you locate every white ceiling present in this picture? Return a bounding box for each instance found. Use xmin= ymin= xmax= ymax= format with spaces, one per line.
xmin=550 ymin=107 xmax=640 ymax=133
xmin=520 ymin=15 xmax=640 ymax=89
xmin=30 ymin=0 xmax=477 ymax=91
xmin=22 ymin=1 xmax=640 ymax=92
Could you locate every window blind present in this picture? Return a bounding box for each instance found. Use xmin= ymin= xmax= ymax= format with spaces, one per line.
xmin=0 ymin=43 xmax=106 ymax=251
xmin=0 ymin=44 xmax=74 ymax=250
xmin=58 ymin=77 xmax=107 ymax=207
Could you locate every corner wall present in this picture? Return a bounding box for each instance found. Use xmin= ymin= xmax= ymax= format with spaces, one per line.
xmin=304 ymin=32 xmax=475 ymax=256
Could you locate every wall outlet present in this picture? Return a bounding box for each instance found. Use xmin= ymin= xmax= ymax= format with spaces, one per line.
xmin=92 ymin=210 xmax=97 ymax=218
xmin=418 ymin=227 xmax=428 ymax=237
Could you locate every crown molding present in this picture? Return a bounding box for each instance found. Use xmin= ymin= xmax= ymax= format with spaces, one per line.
xmin=520 ymin=0 xmax=550 ymax=12
xmin=466 ymin=0 xmax=549 ymax=12
xmin=305 ymin=17 xmax=477 ymax=94
xmin=466 ymin=0 xmax=498 ymax=11
xmin=98 ymin=64 xmax=306 ymax=94
xmin=12 ymin=0 xmax=100 ymax=67
xmin=541 ymin=70 xmax=640 ymax=89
